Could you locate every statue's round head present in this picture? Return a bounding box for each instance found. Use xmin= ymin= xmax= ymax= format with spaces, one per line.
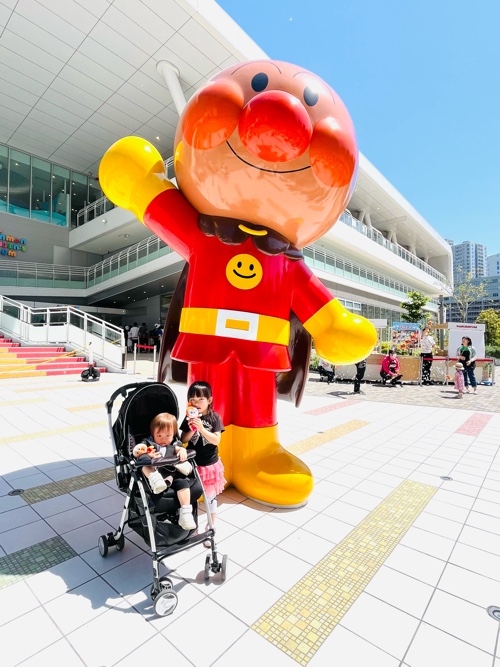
xmin=174 ymin=60 xmax=357 ymax=249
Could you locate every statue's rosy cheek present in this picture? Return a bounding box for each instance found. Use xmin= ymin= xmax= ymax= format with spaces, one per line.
xmin=182 ymin=81 xmax=244 ymax=150
xmin=309 ymin=117 xmax=357 ymax=188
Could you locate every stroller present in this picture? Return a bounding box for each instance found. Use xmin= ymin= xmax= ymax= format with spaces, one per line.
xmin=98 ymin=382 xmax=228 ymax=617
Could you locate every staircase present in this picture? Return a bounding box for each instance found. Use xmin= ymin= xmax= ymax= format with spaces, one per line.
xmin=0 ymin=334 xmax=107 ymax=379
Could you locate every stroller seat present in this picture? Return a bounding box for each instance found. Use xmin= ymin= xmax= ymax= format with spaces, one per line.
xmin=99 ymin=381 xmax=227 ymax=617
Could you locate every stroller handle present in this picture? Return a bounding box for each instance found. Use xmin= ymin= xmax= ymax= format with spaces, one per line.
xmin=106 ymin=381 xmax=166 ymax=413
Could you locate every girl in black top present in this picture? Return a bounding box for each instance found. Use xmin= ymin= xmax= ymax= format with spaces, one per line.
xmin=181 ymin=381 xmax=226 ymax=545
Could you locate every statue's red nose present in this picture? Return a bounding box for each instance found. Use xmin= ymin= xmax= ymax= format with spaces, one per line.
xmin=238 ymin=90 xmax=312 ymax=162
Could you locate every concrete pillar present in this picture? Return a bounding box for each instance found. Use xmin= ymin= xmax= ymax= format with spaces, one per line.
xmin=156 ymin=61 xmax=186 ymax=116
xmin=364 ymin=212 xmax=373 ymax=228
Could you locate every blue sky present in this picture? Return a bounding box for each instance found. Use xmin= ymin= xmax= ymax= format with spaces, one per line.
xmin=218 ymin=0 xmax=500 ymax=255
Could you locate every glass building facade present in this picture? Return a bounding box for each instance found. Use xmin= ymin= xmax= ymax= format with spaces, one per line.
xmin=0 ymin=143 xmax=102 ymax=228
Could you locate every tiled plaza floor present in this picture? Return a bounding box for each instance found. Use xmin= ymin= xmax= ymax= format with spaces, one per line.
xmin=0 ymin=368 xmax=499 ymax=667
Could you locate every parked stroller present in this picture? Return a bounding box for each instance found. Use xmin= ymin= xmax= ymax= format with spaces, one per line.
xmin=98 ymin=381 xmax=227 ymax=617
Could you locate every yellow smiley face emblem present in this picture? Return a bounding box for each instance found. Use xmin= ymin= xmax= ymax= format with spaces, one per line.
xmin=226 ymin=254 xmax=263 ymax=290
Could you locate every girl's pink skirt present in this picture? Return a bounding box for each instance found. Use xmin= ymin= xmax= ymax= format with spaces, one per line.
xmin=198 ymin=459 xmax=227 ymax=496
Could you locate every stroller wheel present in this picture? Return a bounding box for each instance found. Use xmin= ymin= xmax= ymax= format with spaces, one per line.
xmin=115 ymin=534 xmax=125 ymax=551
xmin=98 ymin=535 xmax=108 ymax=557
xmin=150 ymin=576 xmax=173 ymax=600
xmin=204 ymin=555 xmax=211 ymax=581
xmin=154 ymin=590 xmax=178 ymax=617
xmin=220 ymin=554 xmax=228 ymax=582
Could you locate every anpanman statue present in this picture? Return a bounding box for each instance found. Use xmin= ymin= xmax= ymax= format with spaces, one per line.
xmin=99 ymin=60 xmax=377 ymax=507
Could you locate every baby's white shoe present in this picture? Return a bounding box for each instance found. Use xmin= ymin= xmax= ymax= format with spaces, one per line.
xmin=178 ymin=506 xmax=196 ymax=530
xmin=149 ymin=470 xmax=167 ymax=494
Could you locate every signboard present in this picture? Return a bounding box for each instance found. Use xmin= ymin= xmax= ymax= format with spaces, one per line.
xmin=391 ymin=322 xmax=420 ymax=353
xmin=448 ymin=322 xmax=485 ymax=359
xmin=0 ymin=230 xmax=27 ymax=257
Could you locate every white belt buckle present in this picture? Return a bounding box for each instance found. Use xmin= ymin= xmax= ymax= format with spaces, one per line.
xmin=215 ymin=309 xmax=259 ymax=341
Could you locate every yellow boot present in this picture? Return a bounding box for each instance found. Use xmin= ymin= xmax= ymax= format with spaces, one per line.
xmin=231 ymin=424 xmax=313 ymax=507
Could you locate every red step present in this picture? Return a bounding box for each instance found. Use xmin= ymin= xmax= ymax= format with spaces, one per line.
xmin=0 ymin=346 xmax=65 ymax=353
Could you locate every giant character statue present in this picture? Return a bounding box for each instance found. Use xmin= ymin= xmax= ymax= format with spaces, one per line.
xmin=99 ymin=60 xmax=377 ymax=507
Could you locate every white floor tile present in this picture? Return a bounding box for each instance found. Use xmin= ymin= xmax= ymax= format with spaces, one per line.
xmin=399 ymin=527 xmax=455 ymax=561
xmin=340 ymin=592 xmax=419 ymax=659
xmin=0 ymin=580 xmax=40 ymax=626
xmin=0 ymin=505 xmax=41 ymax=533
xmin=449 ymin=542 xmax=500 ymax=582
xmin=44 ymin=577 xmax=122 ymax=634
xmin=162 ymin=596 xmax=246 ymax=667
xmin=244 ymin=513 xmax=297 ymax=544
xmin=44 ymin=505 xmax=100 ymax=534
xmin=247 ymin=547 xmax=313 ymax=591
xmin=212 ymin=629 xmax=298 ymax=667
xmin=310 ymin=625 xmax=399 ymax=667
xmin=424 ymin=589 xmax=498 ymax=653
xmin=365 ymin=566 xmax=434 ymax=618
xmin=20 ymin=639 xmax=85 ymax=666
xmin=62 ymin=518 xmax=116 ymax=553
xmin=218 ymin=501 xmax=270 ymax=528
xmin=67 ymin=599 xmax=155 ymax=667
xmin=384 ymin=545 xmax=446 ymax=587
xmin=26 ymin=555 xmax=97 ymax=604
xmin=271 ymin=505 xmax=317 ymax=527
xmin=405 ymin=622 xmax=492 ymax=667
xmin=466 ymin=510 xmax=500 ymax=535
xmin=0 ymin=607 xmax=63 ymax=667
xmin=322 ymin=500 xmax=370 ymax=525
xmin=278 ymin=527 xmax=334 ymax=565
xmin=113 ymin=633 xmax=194 ymax=666
xmin=0 ymin=519 xmax=56 ymax=554
xmin=210 ymin=568 xmax=283 ymax=624
xmin=217 ymin=528 xmax=272 ymax=567
xmin=439 ymin=563 xmax=500 ymax=609
xmin=302 ymin=513 xmax=353 ymax=543
xmin=101 ymin=553 xmax=156 ymax=596
xmin=424 ymin=499 xmax=470 ymax=523
xmin=412 ymin=512 xmax=463 ymax=540
xmin=32 ymin=493 xmax=82 ymax=518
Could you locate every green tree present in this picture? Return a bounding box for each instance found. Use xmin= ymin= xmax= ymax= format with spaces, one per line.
xmin=400 ymin=291 xmax=429 ymax=323
xmin=453 ymin=267 xmax=488 ymax=322
xmin=476 ymin=309 xmax=500 ymax=346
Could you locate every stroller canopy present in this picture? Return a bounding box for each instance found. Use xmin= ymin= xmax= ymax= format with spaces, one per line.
xmin=112 ymin=382 xmax=179 ymax=457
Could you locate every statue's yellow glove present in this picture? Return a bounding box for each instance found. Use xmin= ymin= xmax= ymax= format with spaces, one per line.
xmin=304 ymin=299 xmax=377 ymax=365
xmin=98 ymin=136 xmax=174 ymax=222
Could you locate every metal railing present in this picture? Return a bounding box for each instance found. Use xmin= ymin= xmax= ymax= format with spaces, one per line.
xmin=339 ymin=210 xmax=449 ymax=286
xmin=87 ymin=235 xmax=172 ymax=287
xmin=0 ymin=235 xmax=441 ymax=307
xmin=0 ymin=295 xmax=125 ymax=370
xmin=76 ymin=157 xmax=176 ymax=227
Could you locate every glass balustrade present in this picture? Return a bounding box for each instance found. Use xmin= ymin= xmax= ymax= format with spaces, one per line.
xmin=339 ymin=211 xmax=449 ymax=286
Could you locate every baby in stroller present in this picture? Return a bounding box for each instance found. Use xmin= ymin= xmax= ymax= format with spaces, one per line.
xmin=133 ymin=413 xmax=196 ymax=530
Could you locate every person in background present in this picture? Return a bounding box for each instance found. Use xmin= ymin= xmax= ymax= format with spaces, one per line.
xmin=453 ymin=362 xmax=465 ymax=399
xmin=353 ymin=358 xmax=367 ymax=394
xmin=129 ymin=322 xmax=139 ymax=352
xmin=380 ymin=350 xmax=403 ymax=386
xmin=420 ymin=328 xmax=437 ymax=385
xmin=154 ymin=323 xmax=163 ymax=351
xmin=124 ymin=324 xmax=132 ymax=353
xmin=138 ymin=322 xmax=149 ymax=353
xmin=318 ymin=358 xmax=335 ymax=384
xmin=456 ymin=336 xmax=478 ymax=395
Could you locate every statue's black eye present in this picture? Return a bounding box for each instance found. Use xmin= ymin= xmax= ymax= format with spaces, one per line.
xmin=249 ymin=264 xmax=254 ymax=271
xmin=304 ymin=86 xmax=319 ymax=106
xmin=251 ymin=72 xmax=268 ymax=92
xmin=237 ymin=261 xmax=242 ymax=268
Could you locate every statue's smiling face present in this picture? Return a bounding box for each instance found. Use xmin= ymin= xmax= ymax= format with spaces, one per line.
xmin=225 ymin=254 xmax=263 ymax=290
xmin=174 ymin=60 xmax=358 ymax=249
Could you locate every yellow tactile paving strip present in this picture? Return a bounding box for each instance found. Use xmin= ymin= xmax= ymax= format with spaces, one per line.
xmin=288 ymin=420 xmax=369 ymax=455
xmin=14 ymin=383 xmax=115 ymax=393
xmin=67 ymin=403 xmax=107 ymax=412
xmin=21 ymin=467 xmax=115 ymax=504
xmin=0 ymin=398 xmax=47 ymax=406
xmin=0 ymin=420 xmax=107 ymax=446
xmin=253 ymin=480 xmax=437 ymax=665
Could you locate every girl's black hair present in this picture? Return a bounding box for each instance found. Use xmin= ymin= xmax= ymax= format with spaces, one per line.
xmin=187 ymin=381 xmax=214 ymax=416
xmin=462 ymin=336 xmax=472 ymax=346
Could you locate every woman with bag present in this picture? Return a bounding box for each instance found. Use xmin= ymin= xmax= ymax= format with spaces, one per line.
xmin=456 ymin=336 xmax=478 ymax=394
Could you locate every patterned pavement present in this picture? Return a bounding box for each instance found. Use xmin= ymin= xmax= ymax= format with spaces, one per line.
xmin=0 ymin=369 xmax=500 ymax=667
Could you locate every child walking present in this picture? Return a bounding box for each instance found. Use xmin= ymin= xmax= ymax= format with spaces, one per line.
xmin=132 ymin=413 xmax=196 ymax=530
xmin=180 ymin=381 xmax=226 ymax=547
xmin=453 ymin=362 xmax=465 ymax=399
